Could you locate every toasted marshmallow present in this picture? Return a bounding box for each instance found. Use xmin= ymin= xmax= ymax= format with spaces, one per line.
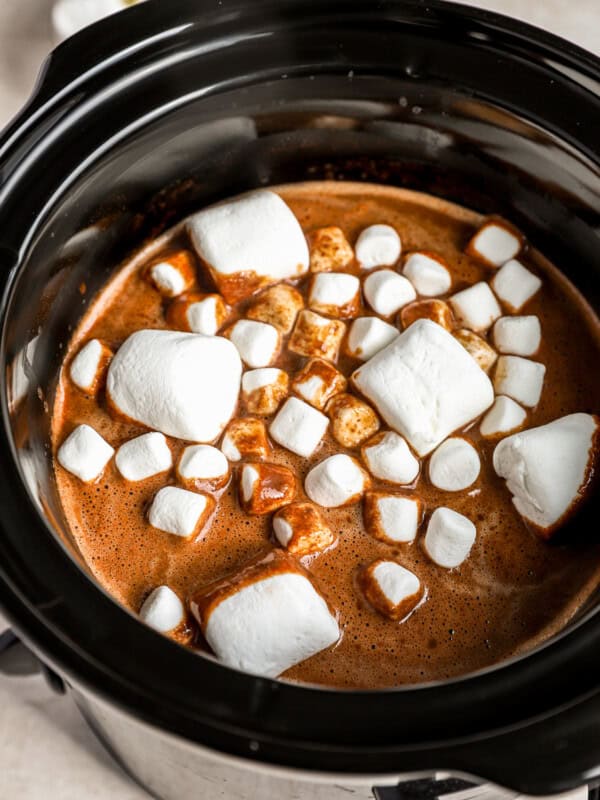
xmin=399 ymin=298 xmax=453 ymax=331
xmin=480 ymin=395 xmax=527 ymax=438
xmin=453 ymin=329 xmax=497 ymax=373
xmin=177 ymin=444 xmax=230 ymax=490
xmin=107 ymin=330 xmax=242 ymax=442
xmin=362 ymin=431 xmax=419 ymax=484
xmin=326 ymin=393 xmax=380 ymax=448
xmin=494 ymin=355 xmax=545 ymax=407
xmin=115 ymin=432 xmax=172 ymax=481
xmin=139 ymin=586 xmax=184 ymax=633
xmin=239 ymin=462 xmax=296 ymax=515
xmin=69 ymin=338 xmax=113 ymax=394
xmin=242 ymin=368 xmax=289 ymax=415
xmin=308 ymin=272 xmax=361 ymax=318
xmin=359 ymin=560 xmax=423 ymax=620
xmin=493 ymin=315 xmax=541 ymax=356
xmin=347 ymin=316 xmax=399 ymax=361
xmin=167 ymin=292 xmax=229 ymax=335
xmin=403 ymin=252 xmax=452 ymax=297
xmin=352 ymin=319 xmax=494 ymax=456
xmin=148 ymin=486 xmax=214 ymax=538
xmin=428 ymin=437 xmax=480 ymax=492
xmin=424 ymin=507 xmax=476 ymax=568
xmin=246 ymin=284 xmax=304 ymax=334
xmin=289 ymin=310 xmax=346 ymax=362
xmin=273 ymin=502 xmax=336 ymax=556
xmin=221 ymin=418 xmax=270 ymax=461
xmin=364 ymin=492 xmax=422 ymax=544
xmin=491 ymin=260 xmax=542 ymax=312
xmin=465 ymin=220 xmax=522 ymax=267
xmin=57 ymin=424 xmax=114 ymax=483
xmin=363 ymin=269 xmax=416 ymax=316
xmin=269 ymin=397 xmax=329 ymax=457
xmin=309 ymin=226 xmax=354 ymax=272
xmin=449 ymin=282 xmax=502 ymax=332
xmin=305 ymin=454 xmax=370 ymax=508
xmin=146 ymin=251 xmax=196 ymax=297
xmin=191 ymin=551 xmax=340 ymax=678
xmin=187 ymin=190 xmax=309 ymax=303
xmin=291 ymin=358 xmax=346 ymax=410
xmin=355 ymin=224 xmax=401 ymax=269
xmin=227 ymin=319 xmax=280 ymax=368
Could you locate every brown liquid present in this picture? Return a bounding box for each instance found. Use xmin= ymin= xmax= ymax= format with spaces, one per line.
xmin=51 ymin=182 xmax=600 ymax=689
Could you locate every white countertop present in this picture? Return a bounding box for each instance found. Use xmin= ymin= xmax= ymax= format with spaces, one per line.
xmin=0 ymin=2 xmax=598 ymax=798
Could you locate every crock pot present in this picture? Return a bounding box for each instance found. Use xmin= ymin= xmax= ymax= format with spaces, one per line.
xmin=0 ymin=2 xmax=599 ymax=798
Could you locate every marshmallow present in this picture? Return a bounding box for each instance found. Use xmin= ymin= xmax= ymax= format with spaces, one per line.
xmin=399 ymin=299 xmax=453 ymax=331
xmin=491 ymin=260 xmax=542 ymax=312
xmin=308 ymin=272 xmax=361 ymax=318
xmin=347 ymin=316 xmax=399 ymax=361
xmin=167 ymin=292 xmax=229 ymax=335
xmin=361 ymin=431 xmax=419 ymax=484
xmin=428 ymin=437 xmax=480 ymax=492
xmin=242 ymin=368 xmax=289 ymax=415
xmin=69 ymin=338 xmax=113 ymax=394
xmin=326 ymin=393 xmax=380 ymax=448
xmin=227 ymin=319 xmax=280 ymax=368
xmin=363 ymin=269 xmax=416 ymax=316
xmin=355 ymin=224 xmax=401 ymax=269
xmin=424 ymin=507 xmax=476 ymax=568
xmin=139 ymin=586 xmax=185 ymax=633
xmin=288 ymin=310 xmax=346 ymax=362
xmin=115 ymin=432 xmax=172 ymax=481
xmin=309 ymin=226 xmax=354 ymax=272
xmin=246 ymin=284 xmax=304 ymax=334
xmin=148 ymin=486 xmax=214 ymax=538
xmin=493 ymin=413 xmax=599 ymax=536
xmin=107 ymin=330 xmax=242 ymax=442
xmin=305 ymin=454 xmax=370 ymax=508
xmin=177 ymin=444 xmax=230 ymax=490
xmin=480 ymin=395 xmax=527 ymax=438
xmin=493 ymin=315 xmax=541 ymax=356
xmin=403 ymin=252 xmax=452 ymax=297
xmin=449 ymin=282 xmax=502 ymax=332
xmin=291 ymin=358 xmax=346 ymax=410
xmin=221 ymin=418 xmax=270 ymax=461
xmin=494 ymin=355 xmax=545 ymax=407
xmin=191 ymin=551 xmax=340 ymax=678
xmin=57 ymin=424 xmax=114 ymax=483
xmin=273 ymin=502 xmax=336 ymax=556
xmin=359 ymin=560 xmax=423 ymax=620
xmin=146 ymin=251 xmax=196 ymax=298
xmin=353 ymin=319 xmax=494 ymax=456
xmin=269 ymin=397 xmax=329 ymax=457
xmin=239 ymin=462 xmax=296 ymax=515
xmin=187 ymin=190 xmax=309 ymax=303
xmin=453 ymin=329 xmax=497 ymax=373
xmin=363 ymin=492 xmax=422 ymax=544
xmin=465 ymin=220 xmax=522 ymax=267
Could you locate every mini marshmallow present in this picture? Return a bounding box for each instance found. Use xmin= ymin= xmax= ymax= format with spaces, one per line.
xmin=480 ymin=395 xmax=527 ymax=438
xmin=273 ymin=502 xmax=336 ymax=556
xmin=363 ymin=493 xmax=422 ymax=544
xmin=291 ymin=358 xmax=346 ymax=410
xmin=465 ymin=220 xmax=522 ymax=267
xmin=428 ymin=437 xmax=480 ymax=492
xmin=146 ymin=251 xmax=196 ymax=297
xmin=288 ymin=310 xmax=346 ymax=362
xmin=187 ymin=190 xmax=309 ymax=303
xmin=308 ymin=272 xmax=361 ymax=318
xmin=359 ymin=560 xmax=422 ymax=620
xmin=353 ymin=319 xmax=494 ymax=456
xmin=242 ymin=368 xmax=289 ymax=415
xmin=361 ymin=431 xmax=419 ymax=484
xmin=424 ymin=507 xmax=476 ymax=568
xmin=239 ymin=462 xmax=296 ymax=515
xmin=57 ymin=424 xmax=114 ymax=483
xmin=494 ymin=355 xmax=545 ymax=407
xmin=221 ymin=418 xmax=270 ymax=461
xmin=269 ymin=397 xmax=329 ymax=457
xmin=177 ymin=444 xmax=230 ymax=489
xmin=167 ymin=292 xmax=229 ymax=335
xmin=227 ymin=319 xmax=280 ymax=368
xmin=491 ymin=260 xmax=542 ymax=312
xmin=305 ymin=454 xmax=370 ymax=508
xmin=246 ymin=284 xmax=304 ymax=334
xmin=363 ymin=269 xmax=416 ymax=316
xmin=115 ymin=432 xmax=172 ymax=481
xmin=449 ymin=282 xmax=502 ymax=332
xmin=403 ymin=252 xmax=452 ymax=297
xmin=399 ymin=299 xmax=453 ymax=331
xmin=493 ymin=315 xmax=541 ymax=356
xmin=139 ymin=586 xmax=184 ymax=633
xmin=309 ymin=226 xmax=354 ymax=272
xmin=347 ymin=317 xmax=399 ymax=361
xmin=69 ymin=338 xmax=112 ymax=394
xmin=453 ymin=329 xmax=497 ymax=373
xmin=355 ymin=224 xmax=401 ymax=269
xmin=326 ymin=393 xmax=380 ymax=448
xmin=148 ymin=486 xmax=214 ymax=538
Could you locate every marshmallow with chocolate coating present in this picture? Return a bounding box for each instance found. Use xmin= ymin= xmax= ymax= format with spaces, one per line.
xmin=428 ymin=437 xmax=480 ymax=492
xmin=326 ymin=393 xmax=380 ymax=448
xmin=291 ymin=358 xmax=346 ymax=410
xmin=177 ymin=444 xmax=230 ymax=490
xmin=139 ymin=586 xmax=184 ymax=633
xmin=347 ymin=316 xmax=399 ymax=361
xmin=424 ymin=507 xmax=476 ymax=568
xmin=115 ymin=432 xmax=172 ymax=481
xmin=364 ymin=493 xmax=422 ymax=544
xmin=491 ymin=260 xmax=542 ymax=312
xmin=57 ymin=424 xmax=114 ymax=483
xmin=493 ymin=316 xmax=541 ymax=356
xmin=221 ymin=418 xmax=270 ymax=462
xmin=288 ymin=310 xmax=346 ymax=362
xmin=242 ymin=368 xmax=289 ymax=415
xmin=270 ymin=397 xmax=329 ymax=458
xmin=166 ymin=292 xmax=229 ymax=335
xmin=399 ymin=299 xmax=453 ymax=331
xmin=403 ymin=252 xmax=452 ymax=297
xmin=305 ymin=454 xmax=370 ymax=508
xmin=449 ymin=282 xmax=502 ymax=332
xmin=273 ymin=502 xmax=336 ymax=556
xmin=309 ymin=272 xmax=361 ymax=318
xmin=453 ymin=329 xmax=497 ymax=373
xmin=355 ymin=224 xmax=401 ymax=269
xmin=227 ymin=319 xmax=280 ymax=368
xmin=480 ymin=396 xmax=527 ymax=438
xmin=148 ymin=486 xmax=214 ymax=538
xmin=465 ymin=220 xmax=522 ymax=267
xmin=494 ymin=355 xmax=545 ymax=407
xmin=361 ymin=431 xmax=419 ymax=484
xmin=246 ymin=284 xmax=304 ymax=334
xmin=359 ymin=560 xmax=423 ymax=620
xmin=239 ymin=462 xmax=296 ymax=515
xmin=363 ymin=269 xmax=416 ymax=316
xmin=309 ymin=226 xmax=354 ymax=272
xmin=146 ymin=251 xmax=196 ymax=297
xmin=70 ymin=338 xmax=113 ymax=394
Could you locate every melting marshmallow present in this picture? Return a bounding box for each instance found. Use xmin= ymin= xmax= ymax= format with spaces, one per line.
xmin=309 ymin=226 xmax=354 ymax=272
xmin=428 ymin=437 xmax=480 ymax=492
xmin=273 ymin=502 xmax=336 ymax=556
xmin=361 ymin=431 xmax=419 ymax=484
xmin=491 ymin=260 xmax=542 ymax=312
xmin=246 ymin=284 xmax=304 ymax=334
xmin=364 ymin=493 xmax=422 ymax=544
xmin=449 ymin=282 xmax=502 ymax=332
xmin=480 ymin=395 xmax=527 ymax=438
xmin=363 ymin=269 xmax=416 ymax=316
xmin=177 ymin=444 xmax=230 ymax=489
xmin=403 ymin=252 xmax=452 ymax=296
xmin=221 ymin=418 xmax=270 ymax=462
xmin=466 ymin=221 xmax=522 ymax=267
xmin=326 ymin=393 xmax=380 ymax=448
xmin=115 ymin=432 xmax=172 ymax=481
xmin=69 ymin=339 xmax=112 ymax=394
xmin=347 ymin=317 xmax=399 ymax=361
xmin=291 ymin=358 xmax=346 ymax=410
xmin=399 ymin=298 xmax=453 ymax=331
xmin=139 ymin=586 xmax=184 ymax=633
xmin=309 ymin=272 xmax=361 ymax=318
xmin=269 ymin=397 xmax=329 ymax=457
xmin=57 ymin=424 xmax=114 ymax=483
xmin=167 ymin=292 xmax=229 ymax=335
xmin=227 ymin=319 xmax=280 ymax=368
xmin=241 ymin=368 xmax=289 ymax=415
xmin=146 ymin=251 xmax=196 ymax=297
xmin=148 ymin=486 xmax=214 ymax=538
xmin=424 ymin=507 xmax=476 ymax=568
xmin=493 ymin=315 xmax=541 ymax=356
xmin=239 ymin=462 xmax=296 ymax=515
xmin=288 ymin=310 xmax=346 ymax=362
xmin=355 ymin=224 xmax=401 ymax=269
xmin=359 ymin=560 xmax=422 ymax=620
xmin=453 ymin=329 xmax=497 ymax=373
xmin=494 ymin=355 xmax=545 ymax=407
xmin=305 ymin=454 xmax=370 ymax=508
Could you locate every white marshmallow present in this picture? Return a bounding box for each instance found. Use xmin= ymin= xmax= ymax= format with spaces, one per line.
xmin=428 ymin=438 xmax=480 ymax=491
xmin=362 ymin=431 xmax=419 ymax=484
xmin=494 ymin=355 xmax=545 ymax=407
xmin=269 ymin=397 xmax=329 ymax=457
xmin=148 ymin=486 xmax=212 ymax=538
xmin=70 ymin=339 xmax=111 ymax=393
xmin=326 ymin=393 xmax=380 ymax=448
xmin=178 ymin=444 xmax=229 ymax=484
xmin=355 ymin=224 xmax=401 ymax=269
xmin=424 ymin=507 xmax=476 ymax=568
xmin=241 ymin=368 xmax=289 ymax=415
xmin=403 ymin=252 xmax=452 ymax=296
xmin=228 ymin=319 xmax=280 ymax=368
xmin=347 ymin=316 xmax=399 ymax=361
xmin=364 ymin=493 xmax=421 ymax=543
xmin=139 ymin=586 xmax=184 ymax=633
xmin=361 ymin=560 xmax=422 ymax=620
xmin=353 ymin=319 xmax=494 ymax=456
xmin=305 ymin=454 xmax=368 ymax=508
xmin=149 ymin=262 xmax=187 ymax=297
xmin=363 ymin=269 xmax=416 ymax=316
xmin=491 ymin=260 xmax=542 ymax=311
xmin=57 ymin=424 xmax=114 ymax=483
xmin=291 ymin=358 xmax=346 ymax=410
xmin=449 ymin=282 xmax=502 ymax=332
xmin=115 ymin=432 xmax=172 ymax=481
xmin=107 ymin=330 xmax=242 ymax=442
xmin=480 ymin=395 xmax=527 ymax=438
xmin=466 ymin=221 xmax=522 ymax=267
xmin=493 ymin=413 xmax=599 ymax=533
xmin=493 ymin=315 xmax=541 ymax=356
xmin=309 ymin=272 xmax=360 ymax=317
xmin=186 ymin=296 xmax=223 ymax=335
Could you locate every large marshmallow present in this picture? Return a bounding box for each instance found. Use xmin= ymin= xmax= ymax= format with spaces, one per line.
xmin=291 ymin=358 xmax=346 ymax=410
xmin=242 ymin=368 xmax=289 ymax=415
xmin=352 ymin=319 xmax=494 ymax=456
xmin=424 ymin=507 xmax=476 ymax=568
xmin=480 ymin=395 xmax=527 ymax=438
xmin=428 ymin=437 xmax=480 ymax=492
xmin=221 ymin=418 xmax=270 ymax=461
xmin=359 ymin=560 xmax=422 ymax=620
xmin=107 ymin=330 xmax=242 ymax=442
xmin=227 ymin=319 xmax=280 ymax=368
xmin=308 ymin=272 xmax=361 ymax=318
xmin=177 ymin=444 xmax=230 ymax=489
xmin=364 ymin=493 xmax=422 ymax=544
xmin=491 ymin=260 xmax=542 ymax=312
xmin=246 ymin=284 xmax=304 ymax=334
xmin=347 ymin=316 xmax=399 ymax=361
xmin=269 ymin=397 xmax=329 ymax=457
xmin=148 ymin=486 xmax=214 ymax=538
xmin=453 ymin=329 xmax=497 ymax=374
xmin=449 ymin=282 xmax=502 ymax=332
xmin=363 ymin=269 xmax=416 ymax=316
xmin=399 ymin=298 xmax=453 ymax=331
xmin=288 ymin=310 xmax=346 ymax=362
xmin=187 ymin=190 xmax=309 ymax=303
xmin=139 ymin=586 xmax=185 ymax=633
xmin=115 ymin=432 xmax=172 ymax=481
xmin=305 ymin=454 xmax=370 ymax=508
xmin=355 ymin=224 xmax=401 ymax=269
xmin=494 ymin=355 xmax=545 ymax=407
xmin=493 ymin=315 xmax=541 ymax=356
xmin=309 ymin=226 xmax=354 ymax=272
xmin=361 ymin=431 xmax=419 ymax=484
xmin=239 ymin=462 xmax=296 ymax=515
xmin=146 ymin=251 xmax=196 ymax=297
xmin=57 ymin=424 xmax=114 ymax=483
xmin=167 ymin=292 xmax=229 ymax=336
xmin=493 ymin=413 xmax=599 ymax=535
xmin=69 ymin=338 xmax=112 ymax=394
xmin=465 ymin=221 xmax=522 ymax=267
xmin=403 ymin=252 xmax=452 ymax=297
xmin=326 ymin=393 xmax=380 ymax=448
xmin=273 ymin=502 xmax=336 ymax=556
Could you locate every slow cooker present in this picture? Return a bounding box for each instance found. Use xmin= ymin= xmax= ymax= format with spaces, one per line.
xmin=0 ymin=2 xmax=599 ymax=798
